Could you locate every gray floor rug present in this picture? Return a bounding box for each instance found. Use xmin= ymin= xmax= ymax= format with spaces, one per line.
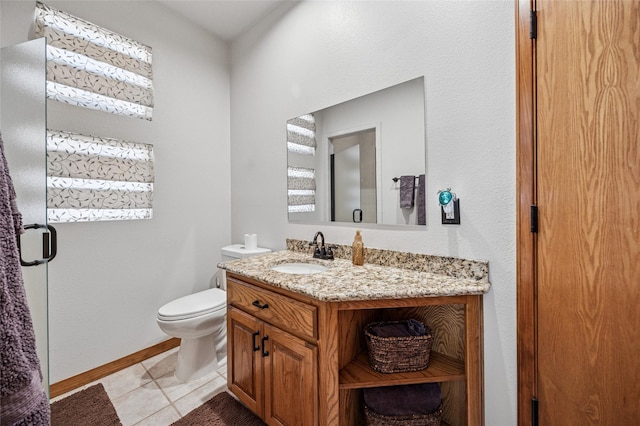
xmin=50 ymin=383 xmax=122 ymax=426
xmin=171 ymin=391 xmax=265 ymax=426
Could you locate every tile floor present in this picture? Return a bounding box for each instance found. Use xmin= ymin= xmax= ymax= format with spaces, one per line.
xmin=50 ymin=348 xmax=228 ymax=425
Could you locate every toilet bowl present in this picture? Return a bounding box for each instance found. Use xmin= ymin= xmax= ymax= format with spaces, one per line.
xmin=157 ymin=244 xmax=271 ymax=383
xmin=156 ymin=288 xmax=227 ymax=382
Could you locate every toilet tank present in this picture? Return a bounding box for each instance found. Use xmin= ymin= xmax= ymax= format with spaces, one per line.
xmin=221 ymin=244 xmax=271 ymax=261
xmin=217 ymin=244 xmax=271 ymax=289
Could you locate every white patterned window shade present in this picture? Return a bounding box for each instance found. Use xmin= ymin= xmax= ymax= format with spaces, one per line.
xmin=287 ymin=167 xmax=316 ymax=213
xmin=32 ymin=1 xmax=153 ymax=120
xmin=287 ymin=114 xmax=316 ymax=155
xmin=47 ymin=130 xmax=154 ymax=223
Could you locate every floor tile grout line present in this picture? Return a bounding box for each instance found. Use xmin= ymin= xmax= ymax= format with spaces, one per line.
xmin=170 ymin=373 xmax=218 ymax=416
xmin=113 ymin=361 xmax=174 ymax=426
xmin=142 ymin=361 xmax=178 ymax=424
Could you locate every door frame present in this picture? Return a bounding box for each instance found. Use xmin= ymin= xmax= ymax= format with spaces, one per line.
xmin=320 ymin=122 xmax=382 ymax=224
xmin=515 ymin=0 xmax=536 ymax=425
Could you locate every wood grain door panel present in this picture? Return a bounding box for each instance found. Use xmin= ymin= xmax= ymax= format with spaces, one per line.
xmin=228 ymin=307 xmax=264 ymax=417
xmin=535 ymin=0 xmax=640 ymax=423
xmin=264 ymin=324 xmax=318 ymax=426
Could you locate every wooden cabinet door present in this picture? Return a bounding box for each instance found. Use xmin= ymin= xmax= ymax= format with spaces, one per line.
xmin=263 ymin=324 xmax=318 ymax=426
xmin=228 ymin=307 xmax=264 ymax=417
xmin=524 ymin=0 xmax=640 ymax=423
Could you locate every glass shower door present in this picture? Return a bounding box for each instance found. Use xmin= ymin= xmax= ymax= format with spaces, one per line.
xmin=332 ymin=143 xmax=361 ymax=222
xmin=1 ymin=38 xmax=49 ymax=394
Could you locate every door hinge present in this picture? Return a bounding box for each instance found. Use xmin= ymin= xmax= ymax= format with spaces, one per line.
xmin=532 ymin=397 xmax=539 ymax=426
xmin=530 ymin=205 xmax=538 ymax=233
xmin=530 ymin=10 xmax=537 ymax=39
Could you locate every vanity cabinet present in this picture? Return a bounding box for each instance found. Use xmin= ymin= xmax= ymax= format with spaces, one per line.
xmin=227 ymin=276 xmax=318 ymax=426
xmin=226 ymin=272 xmax=484 ymax=426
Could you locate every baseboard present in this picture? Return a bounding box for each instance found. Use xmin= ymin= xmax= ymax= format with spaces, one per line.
xmin=49 ymin=337 xmax=180 ymax=398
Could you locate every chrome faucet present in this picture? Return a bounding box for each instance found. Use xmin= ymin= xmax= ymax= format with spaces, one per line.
xmin=310 ymin=231 xmax=335 ymax=260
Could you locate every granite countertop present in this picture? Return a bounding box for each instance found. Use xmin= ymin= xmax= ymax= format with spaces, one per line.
xmin=218 ymin=250 xmax=491 ymax=302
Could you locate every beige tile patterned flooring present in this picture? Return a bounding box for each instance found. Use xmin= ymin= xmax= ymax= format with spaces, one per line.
xmin=50 ymin=348 xmax=228 ymax=425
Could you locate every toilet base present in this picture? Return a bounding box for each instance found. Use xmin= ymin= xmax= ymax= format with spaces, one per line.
xmin=175 ymin=334 xmax=219 ymax=383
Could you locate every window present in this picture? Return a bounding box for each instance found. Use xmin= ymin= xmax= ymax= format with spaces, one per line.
xmin=47 ymin=130 xmax=154 ymax=223
xmin=33 ymin=1 xmax=154 ymax=120
xmin=31 ymin=2 xmax=155 ymax=223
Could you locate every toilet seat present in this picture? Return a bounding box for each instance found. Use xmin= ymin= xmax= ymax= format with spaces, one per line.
xmin=158 ymin=288 xmax=226 ymax=321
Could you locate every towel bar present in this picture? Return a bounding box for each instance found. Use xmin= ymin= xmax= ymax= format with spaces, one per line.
xmin=392 ymin=176 xmax=419 ymax=182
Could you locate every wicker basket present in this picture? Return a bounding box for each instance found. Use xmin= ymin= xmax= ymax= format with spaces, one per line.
xmin=364 ymin=403 xmax=443 ymax=426
xmin=364 ymin=320 xmax=433 ymax=373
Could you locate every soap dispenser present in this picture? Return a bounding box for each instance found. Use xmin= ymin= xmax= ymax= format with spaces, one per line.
xmin=352 ymin=230 xmax=364 ymax=266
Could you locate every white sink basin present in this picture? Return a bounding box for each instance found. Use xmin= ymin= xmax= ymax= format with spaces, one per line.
xmin=271 ymin=262 xmax=328 ymax=275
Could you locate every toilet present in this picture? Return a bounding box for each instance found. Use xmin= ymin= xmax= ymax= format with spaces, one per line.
xmin=156 ymin=244 xmax=271 ymax=383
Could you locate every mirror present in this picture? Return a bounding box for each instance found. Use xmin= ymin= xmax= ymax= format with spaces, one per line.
xmin=287 ymin=77 xmax=426 ymax=227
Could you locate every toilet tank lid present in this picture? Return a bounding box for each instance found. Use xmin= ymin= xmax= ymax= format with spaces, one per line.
xmin=221 ymin=244 xmax=271 ymax=258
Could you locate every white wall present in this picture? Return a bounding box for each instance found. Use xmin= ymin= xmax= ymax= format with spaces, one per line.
xmin=230 ymin=1 xmax=516 ymax=425
xmin=1 ymin=0 xmax=232 ymax=383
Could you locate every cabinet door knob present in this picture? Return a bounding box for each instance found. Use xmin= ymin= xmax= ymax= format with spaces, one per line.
xmin=252 ymin=300 xmax=269 ymax=309
xmin=261 ymin=335 xmax=269 ymax=357
xmin=252 ymin=331 xmax=260 ymax=351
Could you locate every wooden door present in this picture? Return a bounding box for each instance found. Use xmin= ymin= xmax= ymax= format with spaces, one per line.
xmin=228 ymin=307 xmax=264 ymax=417
xmin=518 ymin=0 xmax=640 ymax=424
xmin=263 ymin=324 xmax=318 ymax=426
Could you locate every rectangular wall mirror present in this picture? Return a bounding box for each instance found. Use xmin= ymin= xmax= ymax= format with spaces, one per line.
xmin=287 ymin=76 xmax=426 ymax=227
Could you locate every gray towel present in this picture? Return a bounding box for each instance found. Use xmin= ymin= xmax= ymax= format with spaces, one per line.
xmin=364 ymin=383 xmax=442 ymax=416
xmin=368 ymin=319 xmax=427 ymax=337
xmin=0 ymin=131 xmax=50 ymax=425
xmin=399 ymin=175 xmax=415 ymax=209
xmin=417 ymin=174 xmax=426 ymax=225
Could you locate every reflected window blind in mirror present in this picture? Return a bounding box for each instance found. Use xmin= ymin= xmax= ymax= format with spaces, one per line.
xmin=288 ymin=166 xmax=316 ymax=213
xmin=287 ymin=114 xmax=317 ymax=213
xmin=32 ymin=1 xmax=154 ymax=120
xmin=287 ymin=114 xmax=316 ymax=155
